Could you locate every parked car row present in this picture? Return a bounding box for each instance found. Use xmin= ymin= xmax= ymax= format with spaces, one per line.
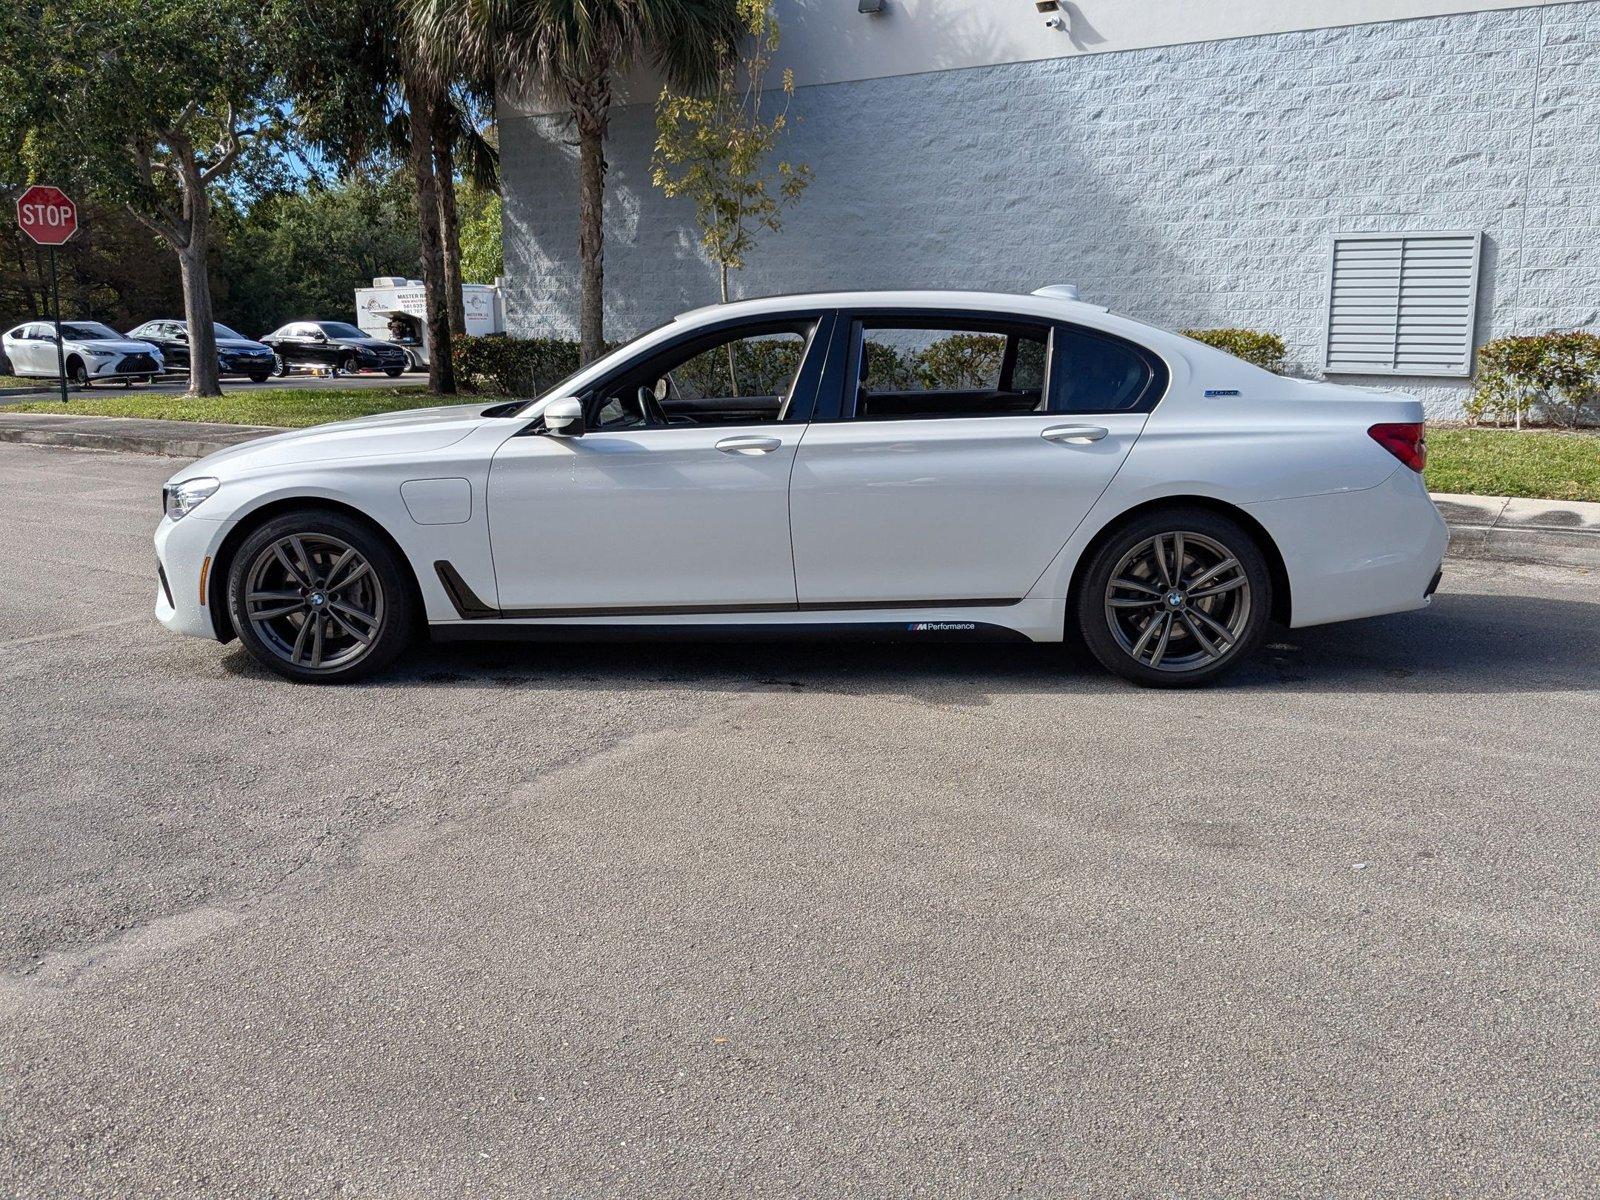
xmin=2 ymin=318 xmax=413 ymax=385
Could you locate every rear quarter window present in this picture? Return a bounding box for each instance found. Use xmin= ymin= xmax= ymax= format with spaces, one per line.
xmin=1052 ymin=325 xmax=1167 ymax=414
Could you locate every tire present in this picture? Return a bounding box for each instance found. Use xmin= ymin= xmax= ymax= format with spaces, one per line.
xmin=67 ymin=357 xmax=89 ymax=388
xmin=271 ymin=353 xmax=289 ymax=378
xmin=384 ymin=367 xmax=403 ymax=378
xmin=227 ymin=510 xmax=414 ymax=684
xmin=248 ymin=373 xmax=270 ymax=384
xmin=1075 ymin=507 xmax=1272 ymax=688
xmin=339 ymin=354 xmax=359 ymax=376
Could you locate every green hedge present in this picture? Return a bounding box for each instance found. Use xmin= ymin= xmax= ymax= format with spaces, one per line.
xmin=453 ymin=334 xmax=582 ymax=397
xmin=1180 ymin=328 xmax=1287 ymax=374
xmin=1468 ymin=331 xmax=1600 ymax=429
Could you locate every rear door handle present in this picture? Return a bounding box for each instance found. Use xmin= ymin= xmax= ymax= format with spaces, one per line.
xmin=715 ymin=435 xmax=783 ymax=455
xmin=1041 ymin=424 xmax=1109 ymax=444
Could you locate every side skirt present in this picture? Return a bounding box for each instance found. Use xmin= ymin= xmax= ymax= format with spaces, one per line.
xmin=429 ymin=620 xmax=1031 ymax=644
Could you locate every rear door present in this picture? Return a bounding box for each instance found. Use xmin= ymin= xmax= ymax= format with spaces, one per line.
xmin=788 ymin=311 xmax=1163 ymax=606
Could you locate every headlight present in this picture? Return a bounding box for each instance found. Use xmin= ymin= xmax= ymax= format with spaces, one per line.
xmin=162 ymin=477 xmax=220 ymax=520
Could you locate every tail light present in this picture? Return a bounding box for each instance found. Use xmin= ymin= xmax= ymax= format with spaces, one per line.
xmin=1368 ymin=422 xmax=1427 ymax=472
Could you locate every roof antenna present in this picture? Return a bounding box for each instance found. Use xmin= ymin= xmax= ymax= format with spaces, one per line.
xmin=1032 ymin=283 xmax=1081 ymax=301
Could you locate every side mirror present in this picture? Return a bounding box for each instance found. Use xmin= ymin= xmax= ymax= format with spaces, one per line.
xmin=543 ymin=396 xmax=586 ymax=437
xmin=175 ymin=330 xmax=188 ymax=342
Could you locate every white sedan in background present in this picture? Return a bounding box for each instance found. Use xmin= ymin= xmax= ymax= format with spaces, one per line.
xmin=2 ymin=320 xmax=163 ymax=386
xmin=153 ymin=288 xmax=1447 ymax=687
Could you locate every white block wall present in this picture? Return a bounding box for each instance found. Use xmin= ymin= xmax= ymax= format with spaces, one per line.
xmin=499 ymin=2 xmax=1600 ymax=418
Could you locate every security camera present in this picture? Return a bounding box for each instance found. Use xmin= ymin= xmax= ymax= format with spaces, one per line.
xmin=1036 ymin=0 xmax=1065 ymax=28
xmin=1043 ymin=14 xmax=1066 ymax=28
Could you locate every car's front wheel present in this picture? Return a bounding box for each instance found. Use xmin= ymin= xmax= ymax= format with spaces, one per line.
xmin=227 ymin=510 xmax=413 ymax=683
xmin=1076 ymin=508 xmax=1272 ymax=688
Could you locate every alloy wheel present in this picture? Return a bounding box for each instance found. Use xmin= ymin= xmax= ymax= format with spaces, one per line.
xmin=1103 ymin=530 xmax=1252 ymax=673
xmin=242 ymin=533 xmax=384 ymax=672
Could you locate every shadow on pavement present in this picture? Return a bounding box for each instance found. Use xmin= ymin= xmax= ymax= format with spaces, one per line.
xmin=217 ymin=587 xmax=1599 ymax=699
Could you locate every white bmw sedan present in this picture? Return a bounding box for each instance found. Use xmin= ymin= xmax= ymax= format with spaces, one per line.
xmin=154 ymin=289 xmax=1447 ymax=687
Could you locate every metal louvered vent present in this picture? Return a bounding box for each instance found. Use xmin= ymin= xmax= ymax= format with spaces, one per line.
xmin=1324 ymin=231 xmax=1482 ymax=377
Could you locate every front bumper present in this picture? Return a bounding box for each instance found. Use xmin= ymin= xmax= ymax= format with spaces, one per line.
xmin=154 ymin=512 xmax=233 ymax=639
xmin=88 ymin=351 xmax=162 ymax=379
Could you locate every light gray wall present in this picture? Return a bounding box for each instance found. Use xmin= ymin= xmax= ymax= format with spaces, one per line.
xmin=500 ymin=2 xmax=1600 ymax=417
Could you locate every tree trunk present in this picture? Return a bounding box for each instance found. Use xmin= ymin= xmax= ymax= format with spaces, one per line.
xmin=434 ymin=122 xmax=466 ymax=336
xmin=576 ymin=112 xmax=606 ymax=364
xmin=178 ymin=154 xmax=221 ymax=398
xmin=408 ymin=80 xmax=456 ymax=394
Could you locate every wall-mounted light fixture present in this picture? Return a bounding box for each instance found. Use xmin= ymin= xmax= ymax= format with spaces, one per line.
xmin=859 ymin=0 xmax=885 ymax=13
xmin=1035 ymin=0 xmax=1066 ymax=28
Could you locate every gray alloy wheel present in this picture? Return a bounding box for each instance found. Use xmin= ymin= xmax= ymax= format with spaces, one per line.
xmin=1076 ymin=508 xmax=1272 ymax=688
xmin=227 ymin=512 xmax=414 ymax=683
xmin=1104 ymin=531 xmax=1252 ymax=672
xmin=243 ymin=532 xmax=384 ymax=672
xmin=272 ymin=352 xmax=289 ymax=377
xmin=68 ymin=358 xmax=89 ymax=387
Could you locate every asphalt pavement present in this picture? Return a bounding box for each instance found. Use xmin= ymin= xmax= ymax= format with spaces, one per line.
xmin=1 ymin=441 xmax=1596 ymax=1197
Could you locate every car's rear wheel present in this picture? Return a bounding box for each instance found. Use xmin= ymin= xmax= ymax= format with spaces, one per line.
xmin=227 ymin=511 xmax=413 ymax=683
xmin=1076 ymin=508 xmax=1272 ymax=688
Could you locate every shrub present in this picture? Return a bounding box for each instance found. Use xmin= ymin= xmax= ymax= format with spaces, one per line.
xmin=1468 ymin=331 xmax=1600 ymax=429
xmin=454 ymin=334 xmax=582 ymax=397
xmin=1180 ymin=328 xmax=1287 ymax=374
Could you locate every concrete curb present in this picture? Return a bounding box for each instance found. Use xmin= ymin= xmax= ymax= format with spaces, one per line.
xmin=0 ymin=412 xmax=276 ymax=459
xmin=2 ymin=413 xmax=1597 ymax=570
xmin=1432 ymin=492 xmax=1600 ymax=570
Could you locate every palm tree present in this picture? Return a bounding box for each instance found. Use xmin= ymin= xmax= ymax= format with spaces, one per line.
xmin=413 ymin=0 xmax=740 ymax=363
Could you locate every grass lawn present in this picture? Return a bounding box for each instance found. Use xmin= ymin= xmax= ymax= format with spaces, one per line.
xmin=1426 ymin=427 xmax=1600 ymax=503
xmin=7 ymin=386 xmax=455 ymax=429
xmin=0 ymin=374 xmax=44 ymax=389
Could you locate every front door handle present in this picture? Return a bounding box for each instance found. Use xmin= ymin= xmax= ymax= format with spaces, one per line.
xmin=1041 ymin=424 xmax=1109 ymax=444
xmin=715 ymin=435 xmax=783 ymax=455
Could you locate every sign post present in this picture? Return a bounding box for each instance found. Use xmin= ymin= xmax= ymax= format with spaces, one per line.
xmin=15 ymin=185 xmax=79 ymax=404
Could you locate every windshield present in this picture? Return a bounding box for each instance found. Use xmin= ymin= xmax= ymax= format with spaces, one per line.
xmin=61 ymin=322 xmax=119 ymax=340
xmin=317 ymin=322 xmax=367 ymax=339
xmin=213 ymin=323 xmax=247 ymax=340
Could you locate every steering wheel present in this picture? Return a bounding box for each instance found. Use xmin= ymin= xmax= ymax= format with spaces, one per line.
xmin=636 ymin=384 xmax=670 ymax=426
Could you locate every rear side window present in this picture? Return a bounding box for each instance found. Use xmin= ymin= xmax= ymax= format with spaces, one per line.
xmin=852 ymin=320 xmax=1051 ymax=419
xmin=1053 ymin=326 xmax=1161 ymax=413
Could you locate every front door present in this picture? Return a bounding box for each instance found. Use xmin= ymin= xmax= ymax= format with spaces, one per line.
xmin=487 ymin=315 xmax=832 ymax=615
xmin=789 ymin=313 xmax=1161 ymax=606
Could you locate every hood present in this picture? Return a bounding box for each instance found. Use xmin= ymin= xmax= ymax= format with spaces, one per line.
xmin=335 ymin=336 xmax=405 ymax=349
xmin=167 ymin=402 xmax=495 ymax=482
xmin=217 ymin=338 xmax=272 ymax=352
xmin=77 ymin=338 xmax=157 ymax=354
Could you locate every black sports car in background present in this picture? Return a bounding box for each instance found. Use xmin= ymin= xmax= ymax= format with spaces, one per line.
xmin=259 ymin=321 xmax=409 ymax=377
xmin=127 ymin=320 xmax=276 ymax=383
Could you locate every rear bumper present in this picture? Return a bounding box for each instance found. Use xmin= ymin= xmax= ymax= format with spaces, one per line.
xmin=1244 ymin=468 xmax=1449 ymax=629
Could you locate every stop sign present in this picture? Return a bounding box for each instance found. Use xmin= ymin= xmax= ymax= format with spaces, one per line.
xmin=16 ymin=185 xmax=77 ymax=246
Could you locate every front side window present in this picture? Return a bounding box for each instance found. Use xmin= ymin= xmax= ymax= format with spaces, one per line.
xmin=587 ymin=322 xmax=815 ymax=431
xmin=852 ymin=320 xmax=1050 ymax=419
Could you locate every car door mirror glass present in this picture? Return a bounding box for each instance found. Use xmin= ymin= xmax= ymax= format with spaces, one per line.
xmin=653 ymin=376 xmax=670 ymax=402
xmin=544 ymin=397 xmax=586 ymax=437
